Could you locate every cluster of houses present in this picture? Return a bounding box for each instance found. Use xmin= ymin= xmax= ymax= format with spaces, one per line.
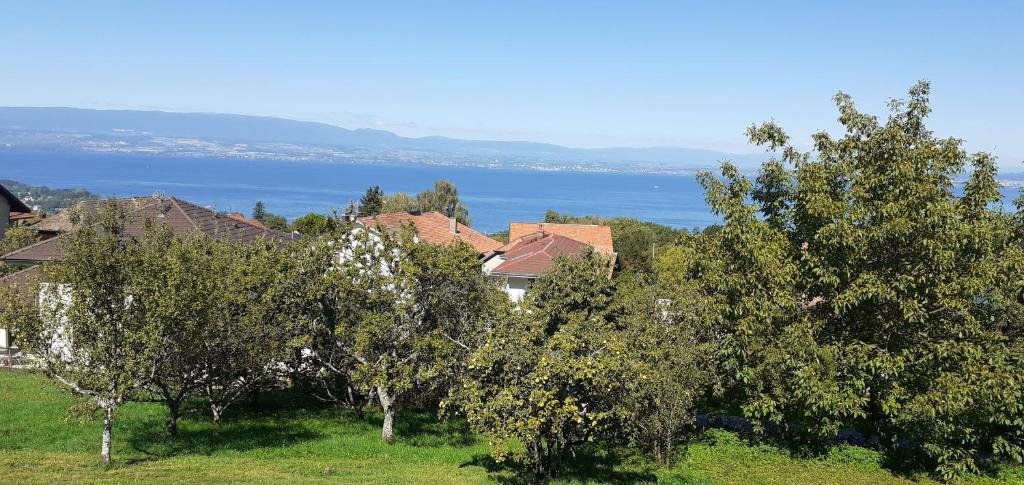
xmin=0 ymin=184 xmax=615 ymax=350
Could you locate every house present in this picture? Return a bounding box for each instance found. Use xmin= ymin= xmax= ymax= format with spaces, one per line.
xmin=508 ymin=222 xmax=614 ymax=253
xmin=0 ymin=195 xmax=294 ymax=351
xmin=358 ymin=211 xmax=502 ymax=255
xmin=0 ymin=183 xmax=31 ymax=240
xmin=26 ymin=196 xmax=157 ymax=241
xmin=483 ymin=223 xmax=616 ymax=301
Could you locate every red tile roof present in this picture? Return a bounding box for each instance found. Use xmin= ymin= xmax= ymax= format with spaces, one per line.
xmin=2 ymin=197 xmax=294 ymax=264
xmin=358 ymin=211 xmax=502 ymax=254
xmin=508 ymin=222 xmax=614 ymax=253
xmin=487 ymin=232 xmax=591 ymax=277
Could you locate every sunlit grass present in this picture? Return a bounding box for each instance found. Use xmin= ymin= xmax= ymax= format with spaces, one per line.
xmin=1 ymin=371 xmax=1020 ymax=484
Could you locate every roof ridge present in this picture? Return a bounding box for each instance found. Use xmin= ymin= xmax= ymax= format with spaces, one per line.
xmin=0 ymin=234 xmax=59 ymax=261
xmin=166 ymin=197 xmax=201 ymax=230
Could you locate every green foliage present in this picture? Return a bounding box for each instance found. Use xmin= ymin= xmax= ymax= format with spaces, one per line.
xmin=664 ymin=81 xmax=1024 ymax=478
xmin=543 ymin=209 xmax=684 ymax=273
xmin=292 ymin=212 xmax=338 ymax=237
xmin=615 ymin=275 xmax=719 ymax=465
xmin=11 ymin=200 xmax=163 ymax=464
xmin=459 ymin=252 xmax=631 ymax=481
xmin=524 ymin=248 xmax=616 ymax=334
xmin=0 ymin=225 xmax=37 ymax=275
xmin=301 ymin=225 xmax=497 ymax=442
xmin=252 ymin=200 xmax=290 ymax=231
xmin=1 ymin=178 xmax=100 ymax=213
xmin=358 ymin=186 xmax=384 ymax=217
xmin=379 ymin=180 xmax=472 ymax=225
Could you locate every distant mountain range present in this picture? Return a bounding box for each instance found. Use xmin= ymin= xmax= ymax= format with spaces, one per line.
xmin=0 ymin=106 xmax=769 ymax=173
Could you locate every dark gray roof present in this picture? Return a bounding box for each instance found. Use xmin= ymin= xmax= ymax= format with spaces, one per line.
xmin=0 ymin=184 xmax=31 ymax=213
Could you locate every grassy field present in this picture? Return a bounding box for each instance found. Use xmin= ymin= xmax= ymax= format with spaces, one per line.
xmin=1 ymin=371 xmax=1021 ymax=484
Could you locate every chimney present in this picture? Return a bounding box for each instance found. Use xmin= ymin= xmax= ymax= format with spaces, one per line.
xmin=449 ymin=216 xmax=457 ymax=235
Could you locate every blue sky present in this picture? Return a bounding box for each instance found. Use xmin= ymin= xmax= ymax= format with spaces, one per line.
xmin=1 ymin=1 xmax=1021 ymax=165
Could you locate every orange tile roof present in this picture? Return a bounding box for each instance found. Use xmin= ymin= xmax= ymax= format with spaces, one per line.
xmin=358 ymin=211 xmax=502 ymax=254
xmin=488 ymin=232 xmax=590 ymax=277
xmin=508 ymin=222 xmax=614 ymax=253
xmin=228 ymin=212 xmax=267 ymax=229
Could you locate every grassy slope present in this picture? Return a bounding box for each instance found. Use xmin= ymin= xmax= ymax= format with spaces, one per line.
xmin=1 ymin=371 xmax=1021 ymax=484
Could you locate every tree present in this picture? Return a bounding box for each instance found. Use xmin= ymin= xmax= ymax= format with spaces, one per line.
xmin=358 ymin=186 xmax=384 ymax=217
xmin=377 ymin=180 xmax=472 ymax=226
xmin=525 ymin=248 xmax=616 ymax=333
xmin=681 ymin=82 xmax=1024 ymax=477
xmin=252 ymin=201 xmax=266 ymax=221
xmin=252 ymin=200 xmax=289 ymax=231
xmin=380 ymin=192 xmax=416 ymax=214
xmin=320 ymin=227 xmax=432 ymax=442
xmin=201 ymin=239 xmax=293 ymax=424
xmin=614 ymin=274 xmax=719 ymax=464
xmin=292 ymin=212 xmax=338 ymax=237
xmin=415 ymin=180 xmax=470 ymax=225
xmin=136 ymin=227 xmax=235 ymax=436
xmin=294 ymin=224 xmax=502 ymax=425
xmin=459 ymin=254 xmax=631 ymax=482
xmin=0 ymin=225 xmax=37 ymax=275
xmin=12 ymin=201 xmax=162 ymax=465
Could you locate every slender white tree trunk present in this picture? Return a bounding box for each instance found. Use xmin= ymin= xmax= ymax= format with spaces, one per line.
xmin=377 ymin=387 xmax=395 ymax=443
xmin=101 ymin=405 xmax=114 ymax=465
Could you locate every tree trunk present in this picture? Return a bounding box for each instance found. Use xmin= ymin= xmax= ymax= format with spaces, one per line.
xmin=101 ymin=405 xmax=114 ymax=465
xmin=348 ymin=386 xmax=365 ymax=419
xmin=165 ymin=401 xmax=180 ymax=437
xmin=377 ymin=387 xmax=395 ymax=443
xmin=210 ymin=404 xmax=222 ymax=425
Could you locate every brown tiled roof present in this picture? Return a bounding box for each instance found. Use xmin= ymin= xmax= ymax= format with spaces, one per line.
xmin=487 ymin=232 xmax=591 ymax=277
xmin=2 ymin=197 xmax=295 ymax=264
xmin=0 ymin=264 xmax=44 ymax=303
xmin=0 ymin=184 xmax=31 ymax=213
xmin=9 ymin=212 xmax=36 ymax=222
xmin=508 ymin=222 xmax=614 ymax=253
xmin=30 ymin=197 xmax=156 ymax=234
xmin=358 ymin=211 xmax=502 ymax=254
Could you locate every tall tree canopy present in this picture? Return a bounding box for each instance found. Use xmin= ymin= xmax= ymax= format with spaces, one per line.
xmin=667 ymin=81 xmax=1024 ymax=478
xmin=376 ymin=180 xmax=472 ymax=226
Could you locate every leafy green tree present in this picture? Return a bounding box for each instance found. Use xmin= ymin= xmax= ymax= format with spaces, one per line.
xmin=525 ymin=248 xmax=615 ymax=333
xmin=201 ymin=239 xmax=293 ymax=424
xmin=377 ymin=180 xmax=471 ymax=225
xmin=323 ymin=227 xmax=465 ymax=441
xmin=294 ymin=223 xmax=502 ymax=424
xmin=614 ymin=274 xmax=719 ymax=464
xmin=459 ymin=253 xmax=631 ymax=482
xmin=415 ymin=180 xmax=470 ymax=225
xmin=292 ymin=212 xmax=338 ymax=237
xmin=135 ymin=227 xmax=235 ymax=436
xmin=251 ymin=201 xmax=266 ymax=221
xmin=681 ymin=82 xmax=1024 ymax=477
xmin=251 ymin=200 xmax=289 ymax=231
xmin=358 ymin=186 xmax=384 ymax=217
xmin=0 ymin=225 xmax=37 ymax=275
xmin=381 ymin=192 xmax=416 ymax=214
xmin=12 ymin=201 xmax=161 ymax=465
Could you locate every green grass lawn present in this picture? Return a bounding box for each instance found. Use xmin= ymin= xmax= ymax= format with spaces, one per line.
xmin=1 ymin=371 xmax=1021 ymax=484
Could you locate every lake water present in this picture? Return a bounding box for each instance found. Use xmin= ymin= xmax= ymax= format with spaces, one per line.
xmin=0 ymin=149 xmax=718 ymax=234
xmin=3 ymin=149 xmax=1019 ymax=234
